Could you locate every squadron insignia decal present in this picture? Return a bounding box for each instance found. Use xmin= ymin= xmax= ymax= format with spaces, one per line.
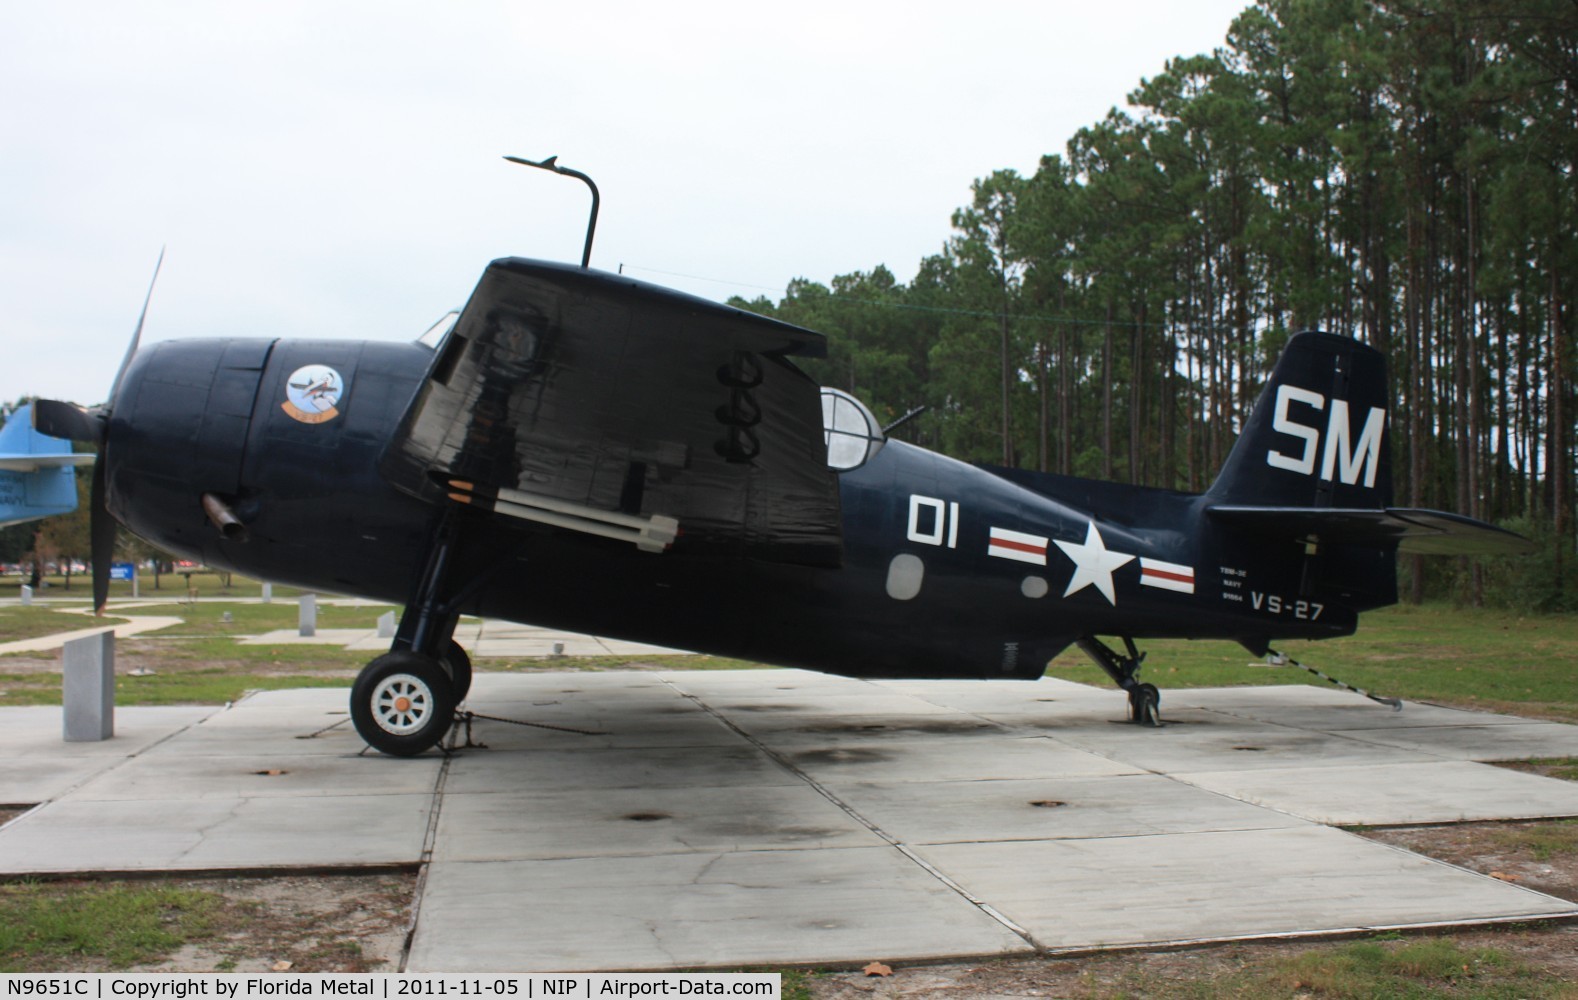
xmin=282 ymin=365 xmax=346 ymax=425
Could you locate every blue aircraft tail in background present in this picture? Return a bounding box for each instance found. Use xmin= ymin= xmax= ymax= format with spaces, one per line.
xmin=0 ymin=403 xmax=94 ymax=529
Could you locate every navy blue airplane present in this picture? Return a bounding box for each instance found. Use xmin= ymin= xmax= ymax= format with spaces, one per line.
xmin=32 ymin=191 xmax=1529 ymax=756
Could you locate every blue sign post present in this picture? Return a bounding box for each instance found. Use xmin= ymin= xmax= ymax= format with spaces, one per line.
xmin=109 ymin=562 xmax=138 ymax=598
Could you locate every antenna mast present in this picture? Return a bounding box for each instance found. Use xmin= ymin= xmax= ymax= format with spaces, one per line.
xmin=503 ymin=155 xmax=601 ymax=269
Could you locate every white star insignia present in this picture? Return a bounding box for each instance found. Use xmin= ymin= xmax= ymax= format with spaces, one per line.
xmin=1054 ymin=520 xmax=1135 ymax=606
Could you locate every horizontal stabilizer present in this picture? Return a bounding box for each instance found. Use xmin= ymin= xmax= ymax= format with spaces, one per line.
xmin=0 ymin=403 xmax=96 ymax=471
xmin=0 ymin=453 xmax=95 ymax=472
xmin=1206 ymin=505 xmax=1536 ymax=555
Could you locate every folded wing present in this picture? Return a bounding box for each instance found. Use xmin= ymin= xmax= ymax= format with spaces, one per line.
xmin=380 ymin=258 xmax=842 ymax=566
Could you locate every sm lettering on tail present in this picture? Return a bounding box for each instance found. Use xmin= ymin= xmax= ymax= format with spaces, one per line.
xmin=1264 ymin=385 xmax=1386 ymax=488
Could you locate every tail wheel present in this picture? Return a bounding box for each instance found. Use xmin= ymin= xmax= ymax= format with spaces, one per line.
xmin=441 ymin=639 xmax=473 ymax=703
xmin=1128 ymin=683 xmax=1162 ymax=727
xmin=351 ymin=651 xmax=456 ymax=756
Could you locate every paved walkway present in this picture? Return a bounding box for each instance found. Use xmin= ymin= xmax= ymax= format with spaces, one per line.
xmin=1 ymin=672 xmax=1576 ymax=971
xmin=0 ymin=614 xmax=187 ymax=655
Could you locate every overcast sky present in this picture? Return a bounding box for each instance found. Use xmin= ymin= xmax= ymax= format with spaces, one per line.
xmin=1 ymin=1 xmax=1253 ymax=406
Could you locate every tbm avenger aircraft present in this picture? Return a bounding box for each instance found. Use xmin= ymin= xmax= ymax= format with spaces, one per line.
xmin=33 ymin=157 xmax=1530 ymax=756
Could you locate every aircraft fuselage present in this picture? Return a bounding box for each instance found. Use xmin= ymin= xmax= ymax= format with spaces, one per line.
xmin=106 ymin=334 xmax=1360 ymax=681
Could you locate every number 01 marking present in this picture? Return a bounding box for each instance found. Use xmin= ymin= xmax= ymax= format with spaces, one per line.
xmin=908 ymin=495 xmax=959 ymax=548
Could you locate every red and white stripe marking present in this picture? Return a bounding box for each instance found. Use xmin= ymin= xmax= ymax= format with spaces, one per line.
xmin=988 ymin=527 xmax=1049 ymax=566
xmin=1139 ymin=557 xmax=1195 ymax=594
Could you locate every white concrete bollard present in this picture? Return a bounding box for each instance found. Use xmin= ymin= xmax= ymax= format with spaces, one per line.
xmin=63 ymin=631 xmax=115 ymax=742
xmin=298 ymin=593 xmax=317 ymax=637
xmin=376 ymin=610 xmax=397 ymax=639
xmin=19 ymin=585 xmax=31 ymax=606
xmin=261 ymin=582 xmax=272 ymax=604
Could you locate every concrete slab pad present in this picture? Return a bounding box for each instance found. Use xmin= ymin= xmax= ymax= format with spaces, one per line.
xmin=782 ymin=736 xmax=1142 ymax=784
xmin=0 ymin=706 xmax=216 ymax=758
xmin=1049 ymin=710 xmax=1443 ymax=772
xmin=62 ymin=752 xmax=442 ymax=802
xmin=226 ymin=688 xmax=351 ymax=711
xmin=433 ymin=784 xmax=886 ymax=862
xmin=1331 ymin=722 xmax=1578 ymax=761
xmin=658 ymin=669 xmax=880 ymax=698
xmin=142 ymin=720 xmax=366 ymax=757
xmin=455 ymin=711 xmax=743 ymax=751
xmin=0 ymin=756 xmax=120 ymax=805
xmin=728 ymin=710 xmax=1010 ymax=748
xmin=1176 ymin=760 xmax=1578 ymax=826
xmin=188 ymin=706 xmax=354 ymax=731
xmin=6 ymin=669 xmax=1578 ymax=971
xmin=1178 ymin=685 xmax=1541 ymax=731
xmin=915 ymin=826 xmax=1578 ymax=950
xmin=826 ymin=773 xmax=1310 ymax=844
xmin=0 ymin=793 xmax=431 ymax=873
xmin=406 ymin=849 xmax=1033 ymax=972
xmin=442 ymin=746 xmax=799 ymax=794
xmin=708 ymin=692 xmax=959 ymax=719
xmin=873 ymin=677 xmax=1118 ymax=717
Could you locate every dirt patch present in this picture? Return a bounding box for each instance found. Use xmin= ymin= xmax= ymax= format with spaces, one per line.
xmin=807 ymin=925 xmax=1578 ymax=998
xmin=135 ymin=872 xmax=416 ymax=972
xmin=1360 ymin=819 xmax=1578 ymax=903
xmin=1498 ymin=758 xmax=1578 ymax=781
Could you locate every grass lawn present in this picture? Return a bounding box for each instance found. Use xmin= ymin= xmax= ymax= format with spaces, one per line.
xmin=1046 ymin=602 xmax=1578 ymax=722
xmin=0 ymin=606 xmax=128 ymax=642
xmin=0 ymin=881 xmax=227 ymax=972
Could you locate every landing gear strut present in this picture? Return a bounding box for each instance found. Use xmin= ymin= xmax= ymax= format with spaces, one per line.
xmin=351 ymin=512 xmax=487 ymax=756
xmin=1077 ymin=635 xmax=1162 ymax=727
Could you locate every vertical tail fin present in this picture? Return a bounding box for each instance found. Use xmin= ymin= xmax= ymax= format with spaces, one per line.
xmin=1207 ymin=331 xmax=1392 ymax=509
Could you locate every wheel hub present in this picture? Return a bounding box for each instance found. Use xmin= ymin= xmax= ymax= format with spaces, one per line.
xmin=370 ymin=673 xmax=434 ymax=735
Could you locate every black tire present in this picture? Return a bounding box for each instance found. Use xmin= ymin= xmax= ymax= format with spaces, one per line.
xmin=441 ymin=639 xmax=473 ymax=704
xmin=351 ymin=651 xmax=456 ymax=756
xmin=1129 ymin=682 xmax=1162 ymax=727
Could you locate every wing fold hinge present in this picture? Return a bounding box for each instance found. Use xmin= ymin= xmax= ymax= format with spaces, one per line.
xmin=447 ymin=479 xmax=679 ymax=553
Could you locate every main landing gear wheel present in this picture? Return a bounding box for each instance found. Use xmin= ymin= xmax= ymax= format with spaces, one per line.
xmin=440 ymin=640 xmax=473 ymax=704
xmin=351 ymin=651 xmax=457 ymax=756
xmin=1128 ymin=682 xmax=1161 ymax=727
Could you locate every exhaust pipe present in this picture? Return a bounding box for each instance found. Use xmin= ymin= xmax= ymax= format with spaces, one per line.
xmin=201 ymin=493 xmax=249 ymax=542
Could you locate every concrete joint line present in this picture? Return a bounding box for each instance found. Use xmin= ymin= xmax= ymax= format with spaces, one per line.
xmin=399 ymin=749 xmax=455 ymax=973
xmin=45 ymin=711 xmax=217 ymax=805
xmin=660 ymin=679 xmax=1039 ymax=949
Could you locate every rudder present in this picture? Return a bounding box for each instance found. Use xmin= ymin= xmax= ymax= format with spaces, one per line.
xmin=1207 ymin=331 xmax=1392 ymax=509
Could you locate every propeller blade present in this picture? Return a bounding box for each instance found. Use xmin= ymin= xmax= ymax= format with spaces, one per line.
xmin=31 ymin=399 xmax=105 ymax=443
xmin=90 ymin=454 xmax=114 ymax=614
xmin=109 ymin=246 xmax=164 ymax=403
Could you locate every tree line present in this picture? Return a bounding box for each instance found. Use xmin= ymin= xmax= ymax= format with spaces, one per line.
xmin=733 ymin=0 xmax=1577 ymax=609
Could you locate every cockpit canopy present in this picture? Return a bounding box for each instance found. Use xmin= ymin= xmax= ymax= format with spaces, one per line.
xmin=820 ymin=387 xmax=884 ymax=471
xmin=416 ymin=311 xmax=460 ymax=349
